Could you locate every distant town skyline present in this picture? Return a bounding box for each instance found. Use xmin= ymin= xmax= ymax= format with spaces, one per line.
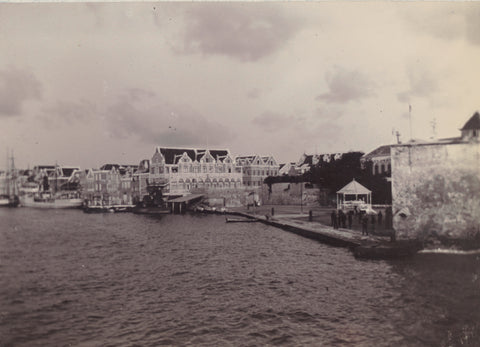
xmin=1 ymin=2 xmax=479 ymax=170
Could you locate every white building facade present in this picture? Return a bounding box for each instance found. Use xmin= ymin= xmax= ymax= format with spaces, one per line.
xmin=149 ymin=147 xmax=243 ymax=195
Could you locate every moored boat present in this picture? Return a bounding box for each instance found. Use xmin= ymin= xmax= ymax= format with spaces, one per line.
xmin=132 ymin=181 xmax=171 ymax=215
xmin=0 ymin=195 xmax=10 ymax=207
xmin=132 ymin=204 xmax=171 ymax=215
xmin=83 ymin=204 xmax=134 ymax=213
xmin=0 ymin=150 xmax=20 ymax=207
xmin=21 ymin=191 xmax=83 ymax=209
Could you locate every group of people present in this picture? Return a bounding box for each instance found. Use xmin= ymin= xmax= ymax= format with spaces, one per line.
xmin=330 ymin=209 xmax=354 ymax=230
xmin=331 ymin=207 xmax=389 ymax=236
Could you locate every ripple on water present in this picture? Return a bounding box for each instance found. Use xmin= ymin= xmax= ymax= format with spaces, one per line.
xmin=0 ymin=209 xmax=479 ymax=346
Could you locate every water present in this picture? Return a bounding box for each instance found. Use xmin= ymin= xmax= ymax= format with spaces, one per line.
xmin=1 ymin=209 xmax=479 ymax=346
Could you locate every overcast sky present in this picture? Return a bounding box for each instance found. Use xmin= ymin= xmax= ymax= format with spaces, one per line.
xmin=1 ymin=2 xmax=479 ymax=170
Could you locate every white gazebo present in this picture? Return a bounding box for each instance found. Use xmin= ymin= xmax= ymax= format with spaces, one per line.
xmin=336 ymin=179 xmax=372 ymax=211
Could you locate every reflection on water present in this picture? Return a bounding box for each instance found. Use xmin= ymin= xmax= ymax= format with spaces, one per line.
xmin=0 ymin=209 xmax=479 ymax=346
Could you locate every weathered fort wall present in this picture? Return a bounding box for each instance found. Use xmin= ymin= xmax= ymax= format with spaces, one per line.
xmin=391 ymin=141 xmax=480 ymax=241
xmin=259 ymin=182 xmax=321 ymax=206
xmin=195 ymin=182 xmax=322 ymax=208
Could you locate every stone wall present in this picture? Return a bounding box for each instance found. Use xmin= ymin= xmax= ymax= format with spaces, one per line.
xmin=197 ymin=187 xmax=258 ymax=208
xmin=391 ymin=142 xmax=480 ymax=241
xmin=260 ymin=182 xmax=321 ymax=206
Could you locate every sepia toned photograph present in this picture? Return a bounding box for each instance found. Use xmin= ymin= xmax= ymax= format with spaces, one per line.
xmin=1 ymin=1 xmax=479 ymax=346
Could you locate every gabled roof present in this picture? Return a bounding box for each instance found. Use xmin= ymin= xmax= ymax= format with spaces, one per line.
xmin=60 ymin=167 xmax=79 ymax=177
xmin=99 ymin=164 xmax=137 ymax=175
xmin=235 ymin=155 xmax=258 ymax=165
xmin=156 ymin=147 xmax=230 ymax=165
xmin=302 ymin=155 xmax=313 ymax=166
xmin=159 ymin=148 xmax=196 ymax=164
xmin=337 ymin=179 xmax=371 ymax=195
xmin=361 ymin=145 xmax=391 ymax=160
xmin=461 ymin=112 xmax=480 ymax=130
xmin=34 ymin=165 xmax=55 ymax=171
xmin=208 ymin=150 xmax=230 ymax=160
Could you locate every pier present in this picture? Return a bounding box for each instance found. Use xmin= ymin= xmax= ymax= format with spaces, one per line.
xmin=226 ymin=205 xmax=422 ymax=258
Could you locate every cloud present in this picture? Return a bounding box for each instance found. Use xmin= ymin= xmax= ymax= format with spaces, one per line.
xmin=247 ymin=88 xmax=261 ymax=100
xmin=0 ymin=67 xmax=42 ymax=117
xmin=252 ymin=111 xmax=295 ymax=132
xmin=105 ymin=89 xmax=233 ymax=146
xmin=402 ymin=4 xmax=480 ymax=46
xmin=465 ymin=6 xmax=480 ymax=45
xmin=316 ymin=67 xmax=375 ymax=104
xmin=314 ymin=105 xmax=344 ymax=121
xmin=179 ymin=3 xmax=301 ymax=61
xmin=41 ymin=99 xmax=97 ymax=125
xmin=397 ymin=66 xmax=437 ymax=103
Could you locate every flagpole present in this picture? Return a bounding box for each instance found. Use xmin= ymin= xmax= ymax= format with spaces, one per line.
xmin=409 ymin=105 xmax=413 ymax=141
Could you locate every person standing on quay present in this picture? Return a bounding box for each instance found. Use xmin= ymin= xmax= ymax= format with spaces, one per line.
xmin=331 ymin=210 xmax=338 ymax=229
xmin=348 ymin=211 xmax=353 ymax=229
xmin=361 ymin=214 xmax=369 ymax=235
xmin=340 ymin=210 xmax=347 ymax=228
xmin=370 ymin=214 xmax=376 ymax=234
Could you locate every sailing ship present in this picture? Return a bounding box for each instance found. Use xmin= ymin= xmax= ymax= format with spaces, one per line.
xmin=0 ymin=150 xmax=20 ymax=207
xmin=20 ymin=165 xmax=83 ymax=209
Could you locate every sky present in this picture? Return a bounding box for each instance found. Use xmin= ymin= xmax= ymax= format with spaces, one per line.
xmin=1 ymin=2 xmax=479 ymax=170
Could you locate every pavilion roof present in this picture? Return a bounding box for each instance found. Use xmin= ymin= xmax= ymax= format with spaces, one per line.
xmin=337 ymin=179 xmax=371 ymax=195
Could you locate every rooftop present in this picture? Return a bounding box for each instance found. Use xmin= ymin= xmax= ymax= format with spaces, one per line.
xmin=461 ymin=111 xmax=480 ymax=130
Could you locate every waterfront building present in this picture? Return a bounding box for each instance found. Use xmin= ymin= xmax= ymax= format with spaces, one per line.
xmin=360 ymin=145 xmax=392 ymax=176
xmin=82 ymin=165 xmax=136 ymax=206
xmin=460 ymin=111 xmax=480 ymax=141
xmin=133 ymin=159 xmax=150 ymax=201
xmin=391 ymin=111 xmax=480 ymax=241
xmin=294 ymin=152 xmax=348 ymax=175
xmin=278 ymin=162 xmax=297 ymax=176
xmin=235 ymin=155 xmax=279 ymax=187
xmin=30 ymin=165 xmax=81 ymax=191
xmin=149 ymin=147 xmax=243 ymax=195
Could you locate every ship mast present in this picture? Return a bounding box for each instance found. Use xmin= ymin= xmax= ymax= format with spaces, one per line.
xmin=5 ymin=148 xmax=9 ymax=196
xmin=10 ymin=149 xmax=17 ymax=197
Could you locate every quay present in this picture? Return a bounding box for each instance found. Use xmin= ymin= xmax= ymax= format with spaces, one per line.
xmin=225 ymin=205 xmax=422 ymax=259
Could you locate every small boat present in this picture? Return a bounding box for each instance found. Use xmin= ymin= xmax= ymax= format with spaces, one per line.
xmin=0 ymin=194 xmax=10 ymax=207
xmin=132 ymin=205 xmax=171 ymax=215
xmin=83 ymin=206 xmax=115 ymax=214
xmin=83 ymin=205 xmax=134 ymax=214
xmin=225 ymin=217 xmax=258 ymax=223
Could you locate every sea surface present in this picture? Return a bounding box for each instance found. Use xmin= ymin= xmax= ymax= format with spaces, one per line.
xmin=1 ymin=208 xmax=479 ymax=346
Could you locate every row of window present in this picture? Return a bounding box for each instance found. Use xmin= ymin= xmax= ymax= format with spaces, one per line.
xmin=245 ymin=169 xmax=278 ymax=176
xmin=151 ymin=165 xmax=241 ymax=175
xmin=246 ymin=181 xmax=263 ymax=186
xmin=373 ymin=163 xmax=391 ymax=175
xmin=170 ymin=181 xmax=241 ymax=190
